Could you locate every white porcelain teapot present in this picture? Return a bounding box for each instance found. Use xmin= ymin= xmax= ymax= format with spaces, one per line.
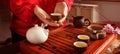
xmin=26 ymin=24 xmax=49 ymax=44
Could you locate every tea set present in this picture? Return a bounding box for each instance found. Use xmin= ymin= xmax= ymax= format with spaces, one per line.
xmin=72 ymin=16 xmax=106 ymax=51
xmin=25 ymin=14 xmax=106 ymax=53
xmin=26 ymin=13 xmax=61 ymax=44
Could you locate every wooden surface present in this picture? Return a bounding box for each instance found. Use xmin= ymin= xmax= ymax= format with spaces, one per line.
xmin=20 ymin=25 xmax=117 ymax=54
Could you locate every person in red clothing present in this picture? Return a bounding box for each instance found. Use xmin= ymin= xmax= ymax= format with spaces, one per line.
xmin=7 ymin=0 xmax=74 ymax=43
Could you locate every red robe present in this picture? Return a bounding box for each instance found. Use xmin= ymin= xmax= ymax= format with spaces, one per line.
xmin=8 ymin=0 xmax=74 ymax=36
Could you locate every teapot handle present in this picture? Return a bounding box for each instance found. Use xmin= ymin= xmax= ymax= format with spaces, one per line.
xmin=41 ymin=23 xmax=48 ymax=29
xmin=41 ymin=23 xmax=49 ymax=37
xmin=84 ymin=19 xmax=91 ymax=26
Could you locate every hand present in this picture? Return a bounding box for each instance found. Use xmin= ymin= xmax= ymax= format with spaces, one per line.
xmin=57 ymin=14 xmax=66 ymax=26
xmin=34 ymin=5 xmax=60 ymax=27
xmin=54 ymin=2 xmax=68 ymax=26
xmin=57 ymin=20 xmax=64 ymax=26
xmin=45 ymin=18 xmax=60 ymax=27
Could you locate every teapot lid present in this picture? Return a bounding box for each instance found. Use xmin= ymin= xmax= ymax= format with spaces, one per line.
xmin=34 ymin=24 xmax=39 ymax=27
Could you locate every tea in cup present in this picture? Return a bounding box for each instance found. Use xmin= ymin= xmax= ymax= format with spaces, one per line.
xmin=77 ymin=35 xmax=90 ymax=43
xmin=73 ymin=41 xmax=88 ymax=52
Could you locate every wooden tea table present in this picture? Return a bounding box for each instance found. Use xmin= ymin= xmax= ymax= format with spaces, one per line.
xmin=20 ymin=25 xmax=117 ymax=54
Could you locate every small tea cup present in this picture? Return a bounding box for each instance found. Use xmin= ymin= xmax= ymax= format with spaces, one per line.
xmin=73 ymin=41 xmax=88 ymax=52
xmin=50 ymin=13 xmax=62 ymax=21
xmin=77 ymin=35 xmax=90 ymax=43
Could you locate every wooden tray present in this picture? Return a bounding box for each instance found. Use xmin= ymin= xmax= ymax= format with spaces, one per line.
xmin=20 ymin=25 xmax=117 ymax=54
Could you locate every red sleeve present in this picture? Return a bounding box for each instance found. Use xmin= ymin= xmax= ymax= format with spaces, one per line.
xmin=57 ymin=0 xmax=74 ymax=12
xmin=10 ymin=0 xmax=36 ymax=20
xmin=57 ymin=0 xmax=64 ymax=2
